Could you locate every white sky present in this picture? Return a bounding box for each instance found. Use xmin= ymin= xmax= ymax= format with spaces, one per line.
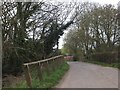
xmin=51 ymin=0 xmax=119 ymax=5
xmin=58 ymin=0 xmax=120 ymax=49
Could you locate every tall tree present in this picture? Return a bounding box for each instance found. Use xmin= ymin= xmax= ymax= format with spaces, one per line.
xmin=2 ymin=2 xmax=76 ymax=75
xmin=64 ymin=2 xmax=119 ymax=60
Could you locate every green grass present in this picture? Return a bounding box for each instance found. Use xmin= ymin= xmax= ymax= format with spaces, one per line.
xmin=84 ymin=60 xmax=120 ymax=69
xmin=14 ymin=61 xmax=69 ymax=88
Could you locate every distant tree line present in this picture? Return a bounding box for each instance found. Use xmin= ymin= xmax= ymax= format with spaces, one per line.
xmin=63 ymin=2 xmax=119 ymax=63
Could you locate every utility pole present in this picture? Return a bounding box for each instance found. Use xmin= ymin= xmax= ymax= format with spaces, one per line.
xmin=118 ymin=1 xmax=120 ymax=90
xmin=118 ymin=1 xmax=120 ymax=63
xmin=0 ymin=1 xmax=2 ymax=90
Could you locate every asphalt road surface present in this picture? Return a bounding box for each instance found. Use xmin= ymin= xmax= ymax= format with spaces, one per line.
xmin=56 ymin=61 xmax=118 ymax=88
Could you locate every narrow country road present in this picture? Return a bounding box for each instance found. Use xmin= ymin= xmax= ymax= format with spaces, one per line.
xmin=56 ymin=61 xmax=118 ymax=88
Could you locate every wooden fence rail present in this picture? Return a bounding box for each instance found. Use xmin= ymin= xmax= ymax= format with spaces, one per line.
xmin=23 ymin=55 xmax=64 ymax=88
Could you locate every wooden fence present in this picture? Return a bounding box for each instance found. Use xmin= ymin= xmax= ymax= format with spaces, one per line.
xmin=23 ymin=55 xmax=64 ymax=88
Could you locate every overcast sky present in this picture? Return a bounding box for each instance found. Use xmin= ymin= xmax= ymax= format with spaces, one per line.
xmin=53 ymin=0 xmax=119 ymax=5
xmin=58 ymin=0 xmax=120 ymax=49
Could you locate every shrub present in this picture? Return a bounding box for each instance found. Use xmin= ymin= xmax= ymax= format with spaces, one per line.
xmin=91 ymin=52 xmax=118 ymax=64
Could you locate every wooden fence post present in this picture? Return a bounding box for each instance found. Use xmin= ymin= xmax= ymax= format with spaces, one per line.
xmin=38 ymin=62 xmax=43 ymax=80
xmin=55 ymin=58 xmax=59 ymax=68
xmin=61 ymin=56 xmax=64 ymax=65
xmin=49 ymin=60 xmax=52 ymax=72
xmin=59 ymin=57 xmax=62 ymax=66
xmin=23 ymin=65 xmax=32 ymax=88
xmin=55 ymin=58 xmax=57 ymax=68
xmin=58 ymin=57 xmax=61 ymax=67
xmin=52 ymin=59 xmax=55 ymax=71
xmin=46 ymin=61 xmax=50 ymax=75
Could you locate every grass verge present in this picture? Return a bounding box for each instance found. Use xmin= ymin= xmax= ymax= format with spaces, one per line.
xmin=84 ymin=60 xmax=120 ymax=69
xmin=14 ymin=61 xmax=69 ymax=88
